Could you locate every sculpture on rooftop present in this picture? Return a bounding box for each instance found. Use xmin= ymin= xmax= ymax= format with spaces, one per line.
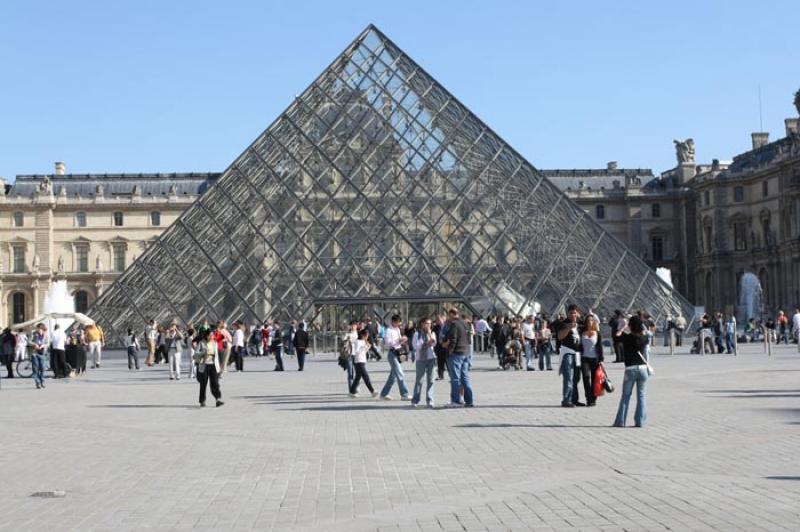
xmin=674 ymin=138 xmax=695 ymax=164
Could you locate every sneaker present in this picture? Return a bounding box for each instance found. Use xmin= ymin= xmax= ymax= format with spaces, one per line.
xmin=411 ymin=403 xmax=419 ymax=408
xmin=170 ymin=377 xmax=175 ymax=380
xmin=349 ymin=392 xmax=359 ymax=398
xmin=216 ymin=400 xmax=224 ymax=407
xmin=574 ymin=401 xmax=586 ymax=407
xmin=561 ymin=402 xmax=575 ymax=408
xmin=200 ymin=402 xmax=206 ymax=407
xmin=371 ymin=391 xmax=380 ymax=398
xmin=464 ymin=403 xmax=475 ymax=408
xmin=445 ymin=402 xmax=463 ymax=408
xmin=381 ymin=395 xmax=394 ymax=400
xmin=35 ymin=383 xmax=40 ymax=389
xmin=427 ymin=404 xmax=435 ymax=409
xmin=587 ymin=401 xmax=596 ymax=407
xmin=400 ymin=395 xmax=410 ymax=401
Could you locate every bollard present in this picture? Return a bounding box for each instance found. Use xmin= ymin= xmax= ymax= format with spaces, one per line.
xmin=763 ymin=327 xmax=768 ymax=354
xmin=733 ymin=330 xmax=738 ymax=356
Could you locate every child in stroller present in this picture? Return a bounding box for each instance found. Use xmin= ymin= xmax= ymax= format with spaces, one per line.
xmin=502 ymin=331 xmax=524 ymax=370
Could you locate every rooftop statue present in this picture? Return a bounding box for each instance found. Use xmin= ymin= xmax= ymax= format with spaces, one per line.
xmin=674 ymin=138 xmax=695 ymax=164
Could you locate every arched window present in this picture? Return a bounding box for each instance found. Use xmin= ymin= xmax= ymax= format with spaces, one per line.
xmin=75 ymin=212 xmax=87 ymax=227
xmin=12 ymin=211 xmax=24 ymax=227
xmin=12 ymin=292 xmax=26 ymax=324
xmin=150 ymin=211 xmax=161 ymax=226
xmin=73 ymin=290 xmax=89 ymax=313
xmin=595 ymin=205 xmax=605 ymax=219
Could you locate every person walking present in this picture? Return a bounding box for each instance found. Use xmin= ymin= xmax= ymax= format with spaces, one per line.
xmin=342 ymin=320 xmax=359 ymax=392
xmin=411 ymin=317 xmax=437 ymax=408
xmin=294 ymin=322 xmax=309 ymax=371
xmin=536 ymin=314 xmax=553 ymax=371
xmin=126 ymin=328 xmax=141 ymax=370
xmin=1 ymin=328 xmax=15 ymax=378
xmin=365 ymin=317 xmax=382 ymax=361
xmin=31 ymin=323 xmax=48 ymax=389
xmin=14 ymin=328 xmax=28 ymax=363
xmin=231 ymin=321 xmax=245 ymax=372
xmin=145 ymin=319 xmax=157 ymax=366
xmin=270 ymin=320 xmax=284 ymax=371
xmin=613 ymin=315 xmax=651 ymax=428
xmin=380 ymin=314 xmax=410 ymax=400
xmin=724 ymin=314 xmax=737 ymax=354
xmin=168 ymin=325 xmax=182 ymax=380
xmin=182 ymin=328 xmax=197 ymax=380
xmin=194 ymin=330 xmax=223 ymax=407
xmin=218 ymin=322 xmax=233 ymax=375
xmin=521 ymin=315 xmax=536 ymax=371
xmin=50 ymin=324 xmax=69 ymax=379
xmin=444 ymin=308 xmax=474 ymax=408
xmin=580 ymin=315 xmax=604 ymax=407
xmin=349 ymin=328 xmax=378 ymax=397
xmin=84 ymin=322 xmax=104 ymax=368
xmin=558 ymin=305 xmax=583 ymax=408
xmin=674 ymin=313 xmax=687 ymax=346
xmin=432 ymin=314 xmax=448 ymax=380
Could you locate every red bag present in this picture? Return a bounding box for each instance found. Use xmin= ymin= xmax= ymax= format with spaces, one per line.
xmin=593 ymin=364 xmax=606 ymax=397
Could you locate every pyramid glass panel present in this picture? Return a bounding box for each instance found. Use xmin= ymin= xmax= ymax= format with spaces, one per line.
xmin=90 ymin=25 xmax=696 ymax=343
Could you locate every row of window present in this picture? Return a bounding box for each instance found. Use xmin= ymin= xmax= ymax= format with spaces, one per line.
xmin=703 ymin=181 xmax=770 ymax=207
xmin=595 ymin=203 xmax=661 ymax=220
xmin=11 ymin=211 xmax=161 ymax=228
xmin=7 ymin=245 xmax=127 ymax=274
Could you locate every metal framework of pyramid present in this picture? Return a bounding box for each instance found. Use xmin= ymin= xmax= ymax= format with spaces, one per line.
xmin=90 ymin=25 xmax=695 ymax=344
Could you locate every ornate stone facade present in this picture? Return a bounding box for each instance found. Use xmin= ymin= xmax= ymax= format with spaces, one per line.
xmin=0 ymin=165 xmax=218 ymax=324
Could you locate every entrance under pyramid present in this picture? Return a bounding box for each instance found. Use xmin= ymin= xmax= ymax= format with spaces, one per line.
xmin=89 ymin=25 xmax=695 ymax=344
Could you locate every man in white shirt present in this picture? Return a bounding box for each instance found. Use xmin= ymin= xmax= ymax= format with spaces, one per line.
xmin=379 ymin=314 xmax=409 ymax=400
xmin=50 ymin=324 xmax=69 ymax=378
xmin=475 ymin=316 xmax=489 ymax=352
xmin=145 ymin=319 xmax=157 ymax=367
xmin=231 ymin=321 xmax=246 ymax=372
xmin=521 ymin=315 xmax=537 ymax=371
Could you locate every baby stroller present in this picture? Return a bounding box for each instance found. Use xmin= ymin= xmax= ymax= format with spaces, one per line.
xmin=502 ymin=339 xmax=523 ymax=370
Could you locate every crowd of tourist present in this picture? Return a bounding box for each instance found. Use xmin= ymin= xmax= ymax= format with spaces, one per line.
xmin=6 ymin=304 xmax=800 ymax=425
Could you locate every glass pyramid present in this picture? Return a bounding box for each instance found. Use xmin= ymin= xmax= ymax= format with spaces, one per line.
xmin=90 ymin=24 xmax=695 ymax=344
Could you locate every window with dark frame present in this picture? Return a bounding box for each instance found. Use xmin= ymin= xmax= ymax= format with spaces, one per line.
xmin=734 ymin=221 xmax=747 ymax=251
xmin=652 ymin=203 xmax=661 ymax=218
xmin=762 ymin=181 xmax=768 ymax=197
xmin=733 ymin=186 xmax=744 ymax=202
xmin=74 ymin=290 xmax=89 ymax=313
xmin=150 ymin=211 xmax=161 ymax=226
xmin=595 ymin=205 xmax=605 ymax=219
xmin=76 ymin=246 xmax=89 ymax=272
xmin=652 ymin=236 xmax=664 ymax=261
xmin=12 ymin=292 xmax=26 ymax=323
xmin=76 ymin=212 xmax=87 ymax=227
xmin=113 ymin=244 xmax=126 ymax=272
xmin=113 ymin=211 xmax=124 ymax=226
xmin=704 ymin=190 xmax=710 ymax=206
xmin=12 ymin=246 xmax=25 ymax=273
xmin=12 ymin=211 xmax=23 ymax=227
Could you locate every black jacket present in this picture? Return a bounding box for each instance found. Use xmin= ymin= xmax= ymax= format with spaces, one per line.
xmin=294 ymin=330 xmax=310 ymax=350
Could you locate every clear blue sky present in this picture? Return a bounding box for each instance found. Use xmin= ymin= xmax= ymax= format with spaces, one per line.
xmin=1 ymin=0 xmax=798 ymax=181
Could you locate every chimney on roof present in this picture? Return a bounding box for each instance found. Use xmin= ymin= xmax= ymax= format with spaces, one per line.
xmin=607 ymin=161 xmax=618 ymax=171
xmin=786 ymin=118 xmax=799 ymax=137
xmin=54 ymin=161 xmax=66 ymax=175
xmin=712 ymin=159 xmax=720 ymax=171
xmin=751 ymin=132 xmax=769 ymax=150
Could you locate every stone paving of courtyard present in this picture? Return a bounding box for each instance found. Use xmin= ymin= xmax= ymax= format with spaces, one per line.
xmin=1 ymin=342 xmax=799 ymax=531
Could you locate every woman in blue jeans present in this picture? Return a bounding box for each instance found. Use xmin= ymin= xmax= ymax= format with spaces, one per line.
xmin=613 ymin=316 xmax=650 ymax=427
xmin=411 ymin=317 xmax=437 ymax=408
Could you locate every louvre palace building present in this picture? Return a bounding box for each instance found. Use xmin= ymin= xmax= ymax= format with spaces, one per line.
xmin=1 ymin=25 xmax=798 ymax=339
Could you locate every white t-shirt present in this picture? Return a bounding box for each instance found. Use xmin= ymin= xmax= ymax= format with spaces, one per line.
xmin=353 ymin=339 xmax=369 ymax=364
xmin=476 ymin=319 xmax=489 ymax=334
xmin=792 ymin=312 xmax=800 ymax=333
xmin=50 ymin=329 xmax=66 ymax=350
xmin=232 ymin=329 xmax=245 ymax=347
xmin=521 ymin=322 xmax=535 ymax=340
xmin=383 ymin=326 xmax=402 ymax=350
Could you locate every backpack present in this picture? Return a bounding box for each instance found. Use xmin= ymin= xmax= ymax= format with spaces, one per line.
xmin=338 ymin=337 xmax=352 ymax=359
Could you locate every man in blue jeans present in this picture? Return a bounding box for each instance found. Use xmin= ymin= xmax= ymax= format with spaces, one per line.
xmin=444 ymin=308 xmax=474 ymax=407
xmin=31 ymin=323 xmax=48 ymax=389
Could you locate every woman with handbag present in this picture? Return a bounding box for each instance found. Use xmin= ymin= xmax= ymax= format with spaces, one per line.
xmin=580 ymin=315 xmax=604 ymax=407
xmin=194 ymin=330 xmax=224 ymax=408
xmin=613 ymin=316 xmax=652 ymax=427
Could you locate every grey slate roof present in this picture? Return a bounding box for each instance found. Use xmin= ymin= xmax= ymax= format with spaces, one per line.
xmin=540 ymin=168 xmax=658 ymax=192
xmin=6 ymin=173 xmax=221 ymax=198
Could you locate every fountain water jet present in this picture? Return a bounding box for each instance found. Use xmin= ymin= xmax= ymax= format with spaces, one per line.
xmin=737 ymin=272 xmax=763 ymax=323
xmin=44 ymin=280 xmax=76 ymax=332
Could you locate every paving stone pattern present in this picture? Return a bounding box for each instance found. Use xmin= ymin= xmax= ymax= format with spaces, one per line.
xmin=1 ymin=343 xmax=798 ymax=531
